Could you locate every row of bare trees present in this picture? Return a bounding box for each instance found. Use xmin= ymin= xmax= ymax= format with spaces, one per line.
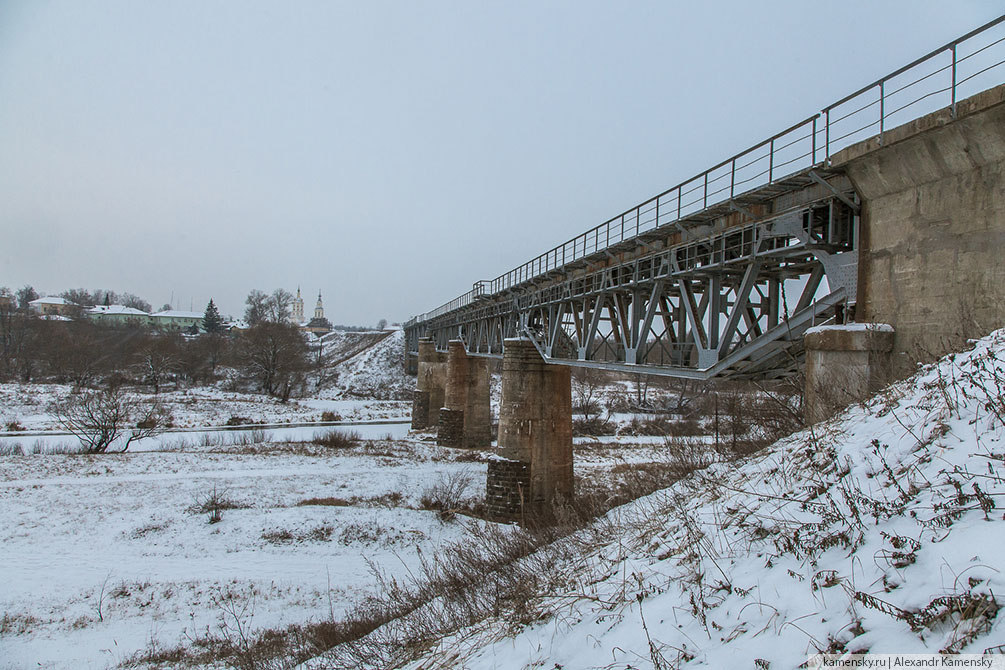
xmin=0 ymin=310 xmax=313 ymax=400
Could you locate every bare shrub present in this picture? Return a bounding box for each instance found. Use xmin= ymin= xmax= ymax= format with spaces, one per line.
xmin=418 ymin=470 xmax=475 ymax=521
xmin=51 ymin=387 xmax=167 ymax=453
xmin=0 ymin=612 xmax=40 ymax=635
xmin=200 ymin=432 xmax=225 ymax=448
xmin=28 ymin=441 xmax=77 ymax=455
xmin=320 ymin=410 xmax=339 ymax=422
xmin=189 ymin=485 xmax=243 ymax=524
xmin=261 ymin=528 xmax=295 ymax=545
xmin=312 ymin=429 xmax=361 ymax=449
xmin=571 ymin=367 xmax=607 ymax=420
xmin=228 ymin=429 xmax=269 ymax=447
xmin=0 ymin=443 xmax=24 ymax=456
xmin=620 ymin=414 xmax=701 ymax=437
xmin=572 ymin=415 xmax=616 ymax=436
xmin=262 ymin=525 xmax=334 ymax=545
xmin=297 ymin=496 xmax=355 ymax=507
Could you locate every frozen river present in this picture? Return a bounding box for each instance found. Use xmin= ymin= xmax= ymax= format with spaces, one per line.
xmin=0 ymin=419 xmax=412 ymax=453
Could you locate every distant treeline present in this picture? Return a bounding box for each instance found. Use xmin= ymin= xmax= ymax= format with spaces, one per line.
xmin=0 ymin=311 xmax=326 ymax=401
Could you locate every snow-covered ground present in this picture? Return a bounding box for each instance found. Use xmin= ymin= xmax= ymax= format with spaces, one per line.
xmin=0 ymin=327 xmax=678 ymax=668
xmin=0 ymin=432 xmax=671 ymax=669
xmin=16 ymin=326 xmax=1005 ymax=668
xmin=370 ymin=330 xmax=1005 ymax=669
xmin=0 ymin=437 xmax=484 ymax=669
xmin=0 ymin=329 xmax=423 ymax=668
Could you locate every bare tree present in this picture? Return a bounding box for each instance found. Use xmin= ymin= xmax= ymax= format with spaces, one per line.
xmin=237 ymin=322 xmax=309 ymax=400
xmin=634 ymin=373 xmax=652 ymax=410
xmin=0 ymin=305 xmax=37 ymax=382
xmin=41 ymin=322 xmax=111 ymax=388
xmin=650 ymin=376 xmax=709 ymax=417
xmin=16 ymin=285 xmax=38 ymax=313
xmin=120 ymin=293 xmax=152 ymax=313
xmin=93 ymin=289 xmax=118 ymax=307
xmin=244 ymin=290 xmax=269 ymax=326
xmin=61 ymin=288 xmax=95 ymax=307
xmin=267 ymin=289 xmax=293 ymax=323
xmin=571 ymin=367 xmax=606 ymax=421
xmin=136 ymin=335 xmax=180 ymax=393
xmin=52 ymin=387 xmax=167 ymax=453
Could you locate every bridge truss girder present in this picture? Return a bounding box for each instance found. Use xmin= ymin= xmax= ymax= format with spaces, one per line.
xmin=408 ymin=195 xmax=858 ymax=380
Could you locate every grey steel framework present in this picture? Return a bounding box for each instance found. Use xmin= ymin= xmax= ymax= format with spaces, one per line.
xmin=405 ymin=16 xmax=1005 ymax=378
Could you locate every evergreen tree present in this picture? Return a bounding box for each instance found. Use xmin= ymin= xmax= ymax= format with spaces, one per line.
xmin=203 ymin=299 xmax=223 ymax=333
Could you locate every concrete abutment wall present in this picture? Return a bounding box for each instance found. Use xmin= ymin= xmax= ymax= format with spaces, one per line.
xmin=836 ymin=84 xmax=1005 ymax=379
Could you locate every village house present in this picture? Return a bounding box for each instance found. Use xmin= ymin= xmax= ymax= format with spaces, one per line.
xmin=150 ymin=309 xmax=203 ymax=332
xmin=28 ymin=296 xmax=80 ymax=317
xmin=86 ymin=304 xmax=150 ymax=327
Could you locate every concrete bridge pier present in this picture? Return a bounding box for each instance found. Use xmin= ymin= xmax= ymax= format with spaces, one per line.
xmin=411 ymin=338 xmax=448 ymax=430
xmin=437 ymin=340 xmax=491 ymax=449
xmin=804 ymin=324 xmax=895 ymax=424
xmin=486 ymin=338 xmax=573 ymax=521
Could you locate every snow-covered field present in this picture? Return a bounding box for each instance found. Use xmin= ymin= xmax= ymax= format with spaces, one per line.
xmin=0 ymin=329 xmax=426 ymax=668
xmin=0 ymin=431 xmax=672 ymax=669
xmin=382 ymin=331 xmax=1005 ymax=669
xmin=0 ymin=328 xmax=677 ymax=669
xmin=0 ymin=436 xmax=485 ymax=669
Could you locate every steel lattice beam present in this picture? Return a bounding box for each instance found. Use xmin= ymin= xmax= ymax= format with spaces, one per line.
xmin=407 ymin=190 xmax=859 ymax=380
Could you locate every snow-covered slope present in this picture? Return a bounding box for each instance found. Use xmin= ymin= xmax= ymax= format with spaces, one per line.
xmin=364 ymin=330 xmax=1005 ymax=668
xmin=328 ymin=329 xmax=411 ymax=401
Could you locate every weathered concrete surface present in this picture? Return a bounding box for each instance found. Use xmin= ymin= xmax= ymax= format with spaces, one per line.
xmin=411 ymin=338 xmax=447 ymax=430
xmin=833 ymin=83 xmax=1005 ymax=377
xmin=490 ymin=338 xmax=572 ymax=520
xmin=804 ymin=324 xmax=894 ymax=424
xmin=438 ymin=340 xmax=491 ymax=449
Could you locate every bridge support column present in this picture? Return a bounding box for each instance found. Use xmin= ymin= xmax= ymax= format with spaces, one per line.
xmin=486 ymin=338 xmax=572 ymax=521
xmin=438 ymin=341 xmax=491 ymax=449
xmin=411 ymin=338 xmax=447 ymax=430
xmin=804 ymin=324 xmax=894 ymax=425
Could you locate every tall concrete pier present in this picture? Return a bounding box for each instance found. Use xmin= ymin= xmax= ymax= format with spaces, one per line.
xmin=485 ymin=338 xmax=572 ymax=520
xmin=437 ymin=340 xmax=491 ymax=449
xmin=411 ymin=338 xmax=447 ymax=430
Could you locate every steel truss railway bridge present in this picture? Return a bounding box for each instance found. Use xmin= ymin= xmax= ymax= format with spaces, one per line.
xmin=404 ymin=16 xmax=1005 ymax=381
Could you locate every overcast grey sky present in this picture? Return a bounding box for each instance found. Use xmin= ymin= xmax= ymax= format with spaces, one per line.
xmin=0 ymin=2 xmax=999 ymax=324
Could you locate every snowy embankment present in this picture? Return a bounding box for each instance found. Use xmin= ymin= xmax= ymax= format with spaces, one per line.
xmin=320 ymin=329 xmax=411 ymax=401
xmin=366 ymin=331 xmax=1005 ymax=668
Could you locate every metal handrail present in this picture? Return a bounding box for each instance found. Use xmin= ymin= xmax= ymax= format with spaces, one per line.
xmin=410 ymin=14 xmax=1005 ymax=326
